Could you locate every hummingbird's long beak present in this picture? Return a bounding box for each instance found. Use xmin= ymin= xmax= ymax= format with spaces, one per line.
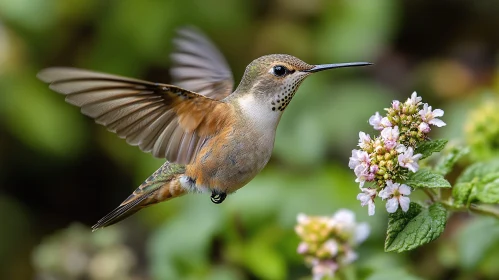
xmin=303 ymin=62 xmax=372 ymax=73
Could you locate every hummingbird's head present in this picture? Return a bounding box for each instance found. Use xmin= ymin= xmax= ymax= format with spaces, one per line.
xmin=235 ymin=54 xmax=371 ymax=113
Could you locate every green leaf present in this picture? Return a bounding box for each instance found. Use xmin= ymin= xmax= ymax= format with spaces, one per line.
xmin=455 ymin=160 xmax=499 ymax=204
xmin=452 ymin=182 xmax=474 ymax=207
xmin=385 ymin=202 xmax=447 ymax=252
xmin=456 ymin=160 xmax=499 ymax=184
xmin=476 ymin=179 xmax=499 ymax=204
xmin=434 ymin=146 xmax=469 ymax=175
xmin=405 ymin=168 xmax=451 ymax=189
xmin=457 ymin=217 xmax=499 ymax=270
xmin=366 ymin=269 xmax=423 ymax=280
xmin=415 ymin=139 xmax=448 ymax=159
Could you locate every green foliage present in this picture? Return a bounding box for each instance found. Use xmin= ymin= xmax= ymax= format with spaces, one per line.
xmin=452 ymin=182 xmax=474 ymax=207
xmin=415 ymin=139 xmax=448 ymax=160
xmin=385 ymin=203 xmax=447 ymax=252
xmin=457 ymin=217 xmax=499 ymax=270
xmin=456 ymin=160 xmax=499 ymax=184
xmin=366 ymin=269 xmax=423 ymax=280
xmin=453 ymin=160 xmax=499 ymax=205
xmin=1 ymin=0 xmax=499 ymax=279
xmin=405 ymin=168 xmax=451 ymax=189
xmin=434 ymin=146 xmax=469 ymax=176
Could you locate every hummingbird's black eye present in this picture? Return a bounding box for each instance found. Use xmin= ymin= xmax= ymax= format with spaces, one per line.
xmin=272 ymin=65 xmax=289 ymax=77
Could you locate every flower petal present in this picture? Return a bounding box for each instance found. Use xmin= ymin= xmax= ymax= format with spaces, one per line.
xmin=429 ymin=118 xmax=446 ymax=127
xmin=368 ymin=200 xmax=376 ymax=216
xmin=399 ymin=196 xmax=411 ymax=212
xmin=432 ymin=108 xmax=444 ymax=117
xmin=354 ymin=223 xmax=370 ymax=243
xmin=297 ymin=213 xmax=309 ymax=224
xmin=399 ymin=184 xmax=412 ymax=195
xmin=385 ymin=198 xmax=399 ymax=213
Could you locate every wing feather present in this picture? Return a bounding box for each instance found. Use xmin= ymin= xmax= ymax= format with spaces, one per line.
xmin=170 ymin=27 xmax=234 ymax=100
xmin=37 ymin=67 xmax=234 ymax=164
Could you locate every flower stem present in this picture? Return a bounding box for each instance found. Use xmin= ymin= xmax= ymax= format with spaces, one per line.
xmin=422 ymin=188 xmax=437 ymax=202
xmin=469 ymin=204 xmax=499 ymax=219
xmin=440 ymin=201 xmax=499 ymax=219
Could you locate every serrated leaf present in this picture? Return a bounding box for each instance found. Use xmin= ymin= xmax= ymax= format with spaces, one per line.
xmin=455 ymin=160 xmax=499 ymax=204
xmin=405 ymin=168 xmax=451 ymax=189
xmin=415 ymin=139 xmax=448 ymax=159
xmin=476 ymin=179 xmax=499 ymax=204
xmin=434 ymin=146 xmax=469 ymax=175
xmin=456 ymin=160 xmax=499 ymax=184
xmin=385 ymin=202 xmax=447 ymax=252
xmin=452 ymin=182 xmax=474 ymax=207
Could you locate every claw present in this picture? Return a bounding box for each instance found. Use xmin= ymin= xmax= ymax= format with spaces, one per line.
xmin=210 ymin=191 xmax=227 ymax=204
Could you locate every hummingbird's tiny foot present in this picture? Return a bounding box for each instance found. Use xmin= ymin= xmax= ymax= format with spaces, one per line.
xmin=210 ymin=191 xmax=227 ymax=204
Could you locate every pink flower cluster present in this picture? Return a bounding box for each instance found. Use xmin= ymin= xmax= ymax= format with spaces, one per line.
xmin=349 ymin=92 xmax=446 ymax=215
xmin=295 ymin=210 xmax=369 ymax=280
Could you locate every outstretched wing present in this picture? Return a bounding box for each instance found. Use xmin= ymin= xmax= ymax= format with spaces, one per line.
xmin=37 ymin=68 xmax=234 ymax=164
xmin=170 ymin=27 xmax=234 ymax=100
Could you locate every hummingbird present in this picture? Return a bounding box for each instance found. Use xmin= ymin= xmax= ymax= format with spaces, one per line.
xmin=37 ymin=28 xmax=371 ymax=230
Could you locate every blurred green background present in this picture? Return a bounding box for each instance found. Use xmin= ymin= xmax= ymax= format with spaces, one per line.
xmin=1 ymin=0 xmax=499 ymax=279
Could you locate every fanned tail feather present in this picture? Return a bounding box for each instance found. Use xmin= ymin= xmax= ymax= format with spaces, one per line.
xmin=92 ymin=162 xmax=186 ymax=231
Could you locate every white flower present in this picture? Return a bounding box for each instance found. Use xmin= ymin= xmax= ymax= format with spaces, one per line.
xmin=419 ymin=103 xmax=446 ymax=127
xmin=332 ymin=209 xmax=355 ymax=226
xmin=378 ymin=181 xmax=411 ymax=213
xmin=358 ymin=132 xmax=371 ymax=149
xmin=348 ymin=150 xmax=370 ymax=169
xmin=342 ymin=249 xmax=358 ymax=265
xmin=297 ymin=213 xmax=310 ymax=225
xmin=369 ymin=112 xmax=383 ymax=130
xmin=354 ymin=223 xmax=370 ymax=244
xmin=396 ymin=144 xmax=407 ymax=153
xmin=354 ymin=164 xmax=370 ymax=187
xmin=381 ymin=117 xmax=392 ymax=128
xmin=392 ymin=100 xmax=400 ymax=110
xmin=322 ymin=240 xmax=339 ymax=257
xmin=398 ymin=146 xmax=422 ymax=172
xmin=312 ymin=259 xmax=338 ymax=280
xmin=330 ymin=209 xmax=358 ymax=235
xmin=381 ymin=126 xmax=399 ymax=150
xmin=357 ymin=188 xmax=376 ymax=216
xmin=418 ymin=122 xmax=430 ymax=133
xmin=297 ymin=242 xmax=308 ymax=254
xmin=405 ymin=91 xmax=422 ymax=106
xmin=369 ymin=113 xmax=392 ymax=130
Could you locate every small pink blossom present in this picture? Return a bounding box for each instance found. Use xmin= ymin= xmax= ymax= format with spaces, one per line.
xmin=418 ymin=122 xmax=430 ymax=133
xmin=369 ymin=112 xmax=383 ymax=130
xmin=398 ymin=146 xmax=422 ymax=172
xmin=322 ymin=240 xmax=339 ymax=257
xmin=378 ymin=181 xmax=411 ymax=213
xmin=343 ymin=249 xmax=358 ymax=265
xmin=419 ymin=103 xmax=446 ymax=127
xmin=348 ymin=150 xmax=370 ymax=169
xmin=354 ymin=223 xmax=370 ymax=244
xmin=392 ymin=100 xmax=400 ymax=110
xmin=381 ymin=126 xmax=399 ymax=150
xmin=369 ymin=113 xmax=392 ymax=130
xmin=354 ymin=164 xmax=370 ymax=187
xmin=297 ymin=242 xmax=308 ymax=254
xmin=357 ymin=188 xmax=376 ymax=216
xmin=297 ymin=213 xmax=310 ymax=225
xmin=312 ymin=259 xmax=338 ymax=280
xmin=381 ymin=117 xmax=392 ymax=128
xmin=358 ymin=132 xmax=371 ymax=149
xmin=405 ymin=91 xmax=422 ymax=106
